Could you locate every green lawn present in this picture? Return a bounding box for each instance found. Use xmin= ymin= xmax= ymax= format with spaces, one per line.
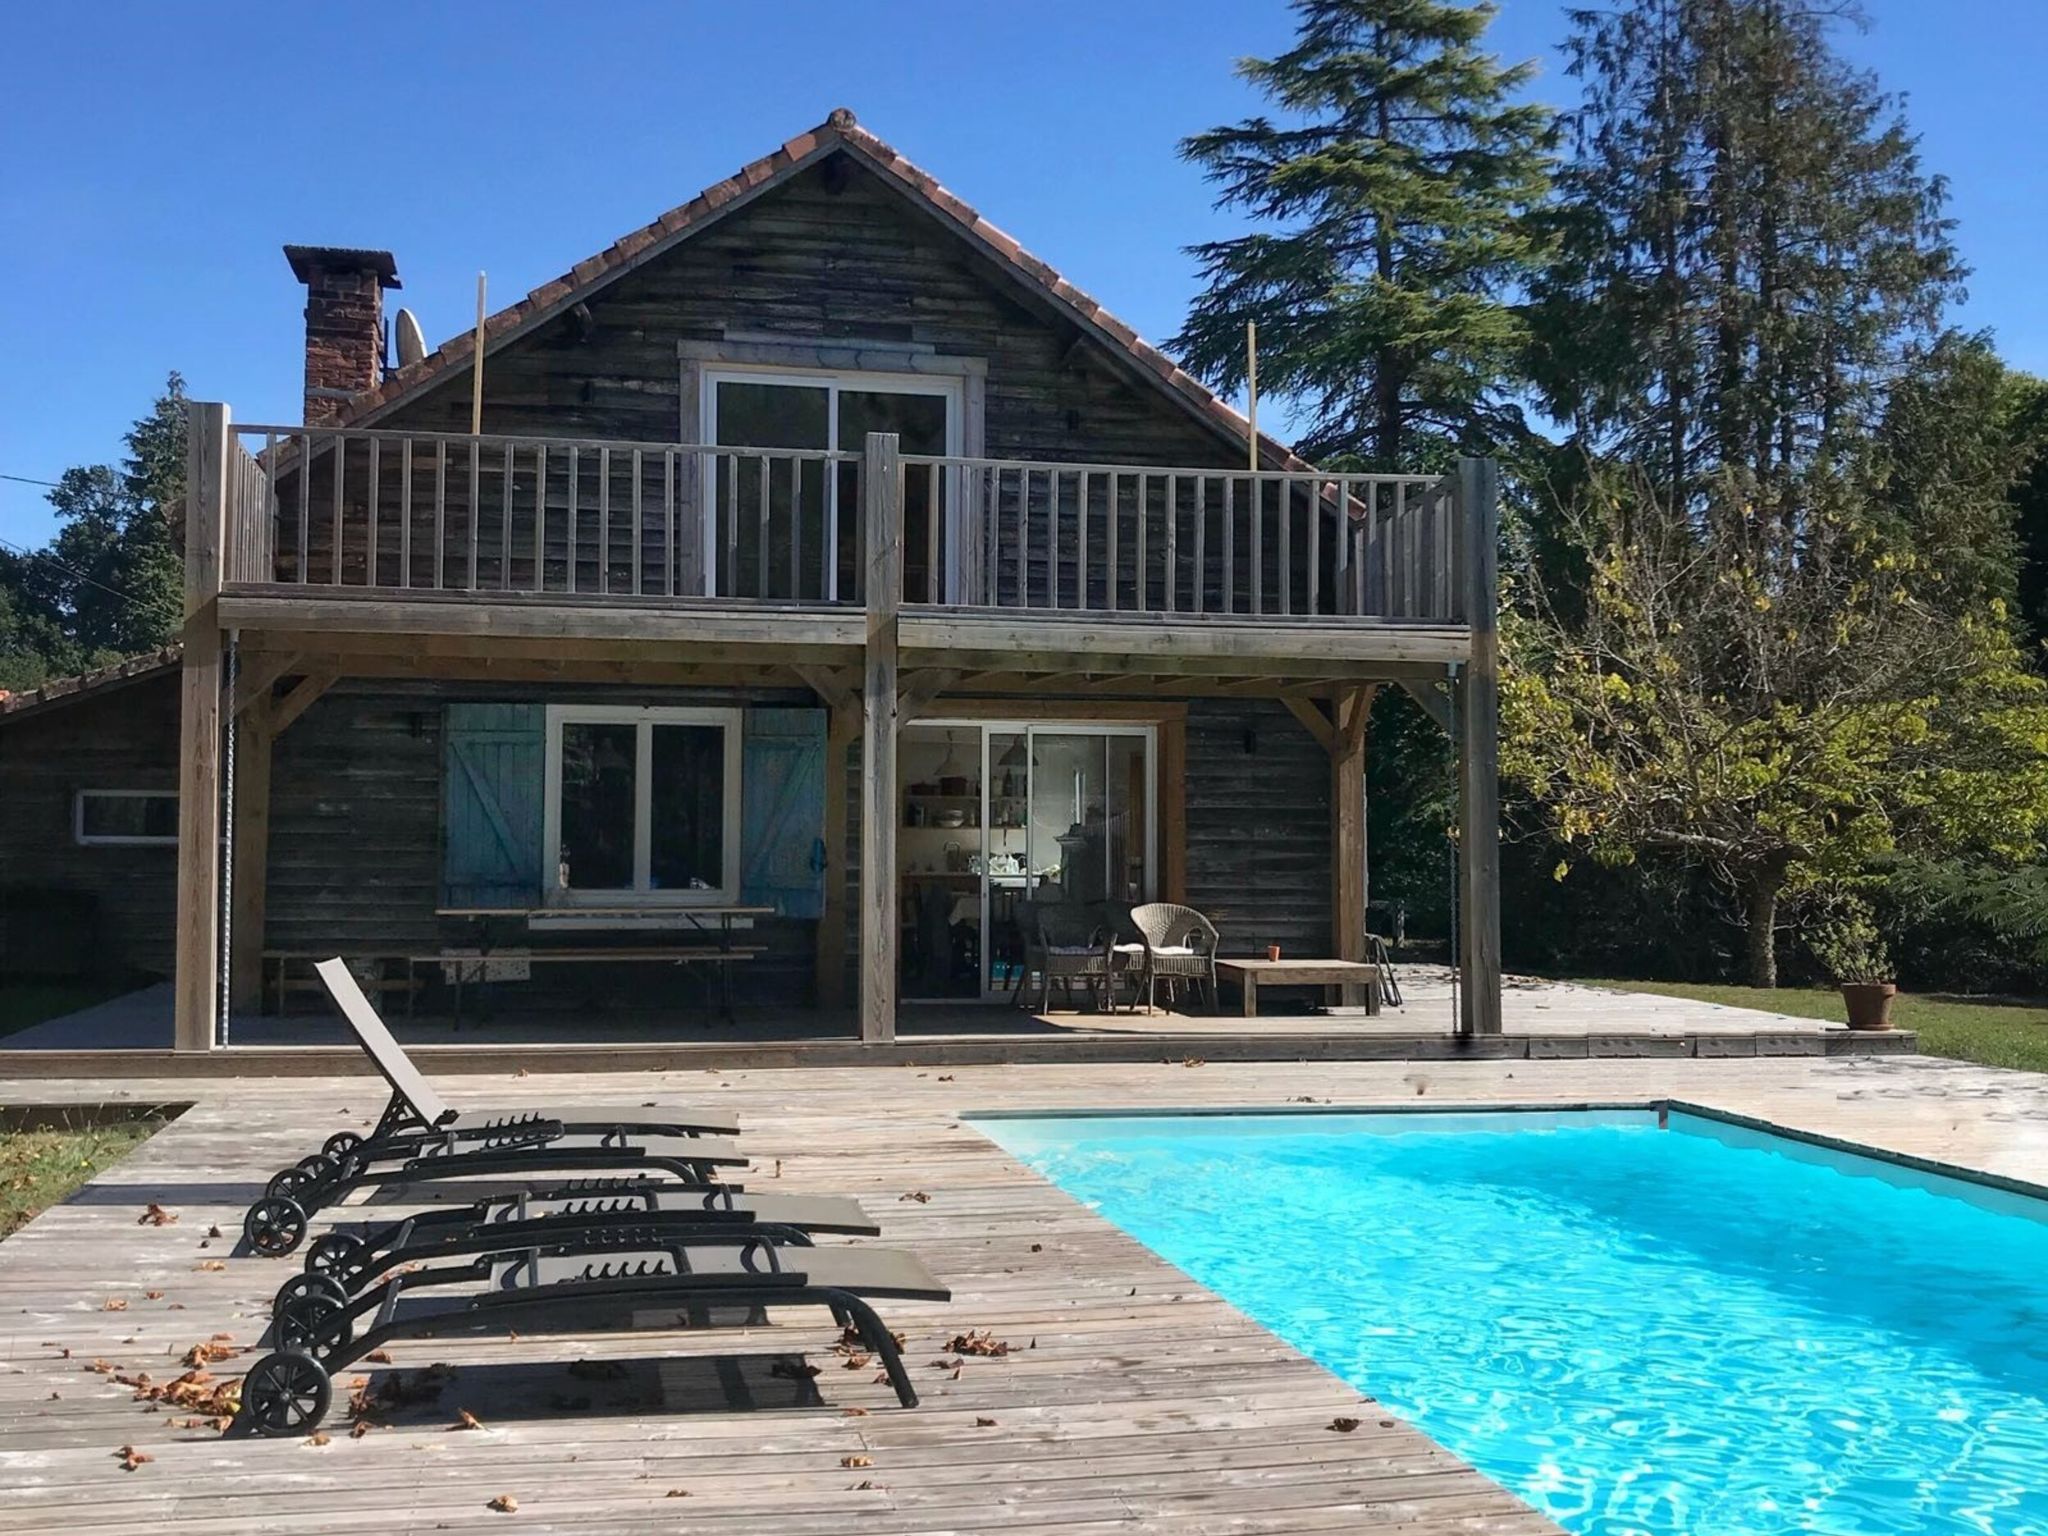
xmin=0 ymin=1122 xmax=155 ymax=1239
xmin=1574 ymin=978 xmax=2048 ymax=1074
xmin=0 ymin=979 xmax=141 ymax=1041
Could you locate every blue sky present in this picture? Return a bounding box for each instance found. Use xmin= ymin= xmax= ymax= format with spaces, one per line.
xmin=1 ymin=0 xmax=2039 ymax=548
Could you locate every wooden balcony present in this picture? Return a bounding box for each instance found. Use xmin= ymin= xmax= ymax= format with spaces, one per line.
xmin=207 ymin=414 xmax=1482 ymax=678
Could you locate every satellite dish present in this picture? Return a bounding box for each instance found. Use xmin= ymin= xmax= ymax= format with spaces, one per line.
xmin=395 ymin=308 xmax=427 ymax=367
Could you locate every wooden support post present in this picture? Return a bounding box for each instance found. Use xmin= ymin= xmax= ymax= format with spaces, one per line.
xmin=858 ymin=432 xmax=902 ymax=1044
xmin=228 ymin=696 xmax=274 ymax=1013
xmin=815 ymin=700 xmax=860 ymax=1014
xmin=1457 ymin=457 xmax=1502 ymax=1036
xmin=173 ymin=402 xmax=229 ymax=1051
xmin=1332 ymin=684 xmax=1375 ymax=970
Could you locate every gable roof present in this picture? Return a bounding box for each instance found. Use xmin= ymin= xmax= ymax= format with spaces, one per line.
xmin=0 ymin=644 xmax=182 ymax=723
xmin=336 ymin=108 xmax=1314 ymax=475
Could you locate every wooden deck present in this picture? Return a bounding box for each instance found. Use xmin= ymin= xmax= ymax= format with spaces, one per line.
xmin=4 ymin=1051 xmax=2044 ymax=1533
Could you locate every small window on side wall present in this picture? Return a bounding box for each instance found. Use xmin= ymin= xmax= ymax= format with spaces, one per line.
xmin=74 ymin=790 xmax=178 ymax=846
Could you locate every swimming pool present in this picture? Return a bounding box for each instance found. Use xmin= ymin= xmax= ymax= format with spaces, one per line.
xmin=976 ymin=1105 xmax=2048 ymax=1536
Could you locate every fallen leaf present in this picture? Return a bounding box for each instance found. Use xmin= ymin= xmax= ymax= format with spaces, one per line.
xmin=842 ymin=1406 xmax=869 ymax=1417
xmin=945 ymin=1330 xmax=1012 ymax=1357
xmin=205 ymin=1224 xmax=223 ymax=1239
xmin=899 ymin=1190 xmax=931 ymax=1204
xmin=454 ymin=1408 xmax=485 ymax=1430
xmin=665 ymin=1488 xmax=691 ymax=1498
xmin=850 ymin=1479 xmax=878 ymax=1490
xmin=195 ymin=1261 xmax=226 ymax=1273
xmin=115 ymin=1445 xmax=154 ymax=1471
xmin=143 ymin=1290 xmax=164 ymax=1301
xmin=841 ymin=1352 xmax=871 ymax=1369
xmin=486 ymin=1493 xmax=519 ymax=1513
xmin=1328 ymin=1417 xmax=1361 ymax=1433
xmin=102 ymin=1298 xmax=129 ymax=1312
xmin=138 ymin=1203 xmax=179 ymax=1227
xmin=1183 ymin=1056 xmax=1206 ymax=1067
xmin=975 ymin=1416 xmax=997 ymax=1428
xmin=841 ymin=1454 xmax=873 ymax=1469
xmin=365 ymin=1349 xmax=393 ymax=1364
xmin=770 ymin=1359 xmax=821 ymax=1381
xmin=304 ymin=1432 xmax=331 ymax=1447
xmin=937 ymin=1074 xmax=955 ymax=1082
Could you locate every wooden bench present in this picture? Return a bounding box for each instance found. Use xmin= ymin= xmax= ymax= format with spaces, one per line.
xmin=262 ymin=952 xmax=422 ymax=1015
xmin=427 ymin=945 xmax=768 ymax=1023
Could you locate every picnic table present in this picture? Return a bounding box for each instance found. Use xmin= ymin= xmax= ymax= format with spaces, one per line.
xmin=431 ymin=904 xmax=776 ymax=1022
xmin=1215 ymin=957 xmax=1383 ymax=1018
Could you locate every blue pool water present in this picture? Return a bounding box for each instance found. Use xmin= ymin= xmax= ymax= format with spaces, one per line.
xmin=978 ymin=1107 xmax=2048 ymax=1536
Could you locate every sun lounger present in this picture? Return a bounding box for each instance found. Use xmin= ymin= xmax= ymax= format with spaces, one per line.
xmin=242 ymin=1126 xmax=749 ymax=1257
xmin=313 ymin=957 xmax=741 ymax=1148
xmin=286 ymin=1180 xmax=879 ymax=1300
xmin=235 ymin=1234 xmax=950 ymax=1434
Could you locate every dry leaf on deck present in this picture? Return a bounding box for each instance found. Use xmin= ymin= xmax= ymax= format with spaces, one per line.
xmin=454 ymin=1408 xmax=485 ymax=1430
xmin=841 ymin=1454 xmax=873 ymax=1469
xmin=304 ymin=1432 xmax=330 ymax=1447
xmin=138 ymin=1203 xmax=178 ymax=1227
xmin=115 ymin=1445 xmax=153 ymax=1471
xmin=102 ymin=1298 xmax=128 ymax=1312
xmin=1328 ymin=1417 xmax=1361 ymax=1433
xmin=486 ymin=1493 xmax=519 ymax=1512
xmin=945 ymin=1330 xmax=1012 ymax=1357
xmin=665 ymin=1489 xmax=691 ymax=1498
xmin=899 ymin=1190 xmax=931 ymax=1203
xmin=975 ymin=1416 xmax=997 ymax=1427
xmin=195 ymin=1261 xmax=227 ymax=1272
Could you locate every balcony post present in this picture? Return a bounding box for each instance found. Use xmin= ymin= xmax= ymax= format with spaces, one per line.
xmin=858 ymin=432 xmax=903 ymax=1043
xmin=1455 ymin=456 xmax=1502 ymax=1036
xmin=173 ymin=402 xmax=230 ymax=1051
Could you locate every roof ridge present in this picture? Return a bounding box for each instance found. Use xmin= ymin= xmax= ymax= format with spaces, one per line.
xmin=330 ymin=111 xmax=1313 ymax=474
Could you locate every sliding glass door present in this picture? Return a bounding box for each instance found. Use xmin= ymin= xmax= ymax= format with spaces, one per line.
xmin=903 ymin=721 xmax=1154 ymax=1002
xmin=704 ymin=370 xmax=958 ymax=600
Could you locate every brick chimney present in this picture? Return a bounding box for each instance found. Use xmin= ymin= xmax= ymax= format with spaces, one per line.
xmin=283 ymin=245 xmax=401 ymax=425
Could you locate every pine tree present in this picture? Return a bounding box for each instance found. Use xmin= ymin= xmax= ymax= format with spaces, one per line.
xmin=1530 ymin=0 xmax=1963 ymax=527
xmin=1174 ymin=0 xmax=1554 ymax=467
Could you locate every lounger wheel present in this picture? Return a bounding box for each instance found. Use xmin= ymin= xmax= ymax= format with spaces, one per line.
xmin=273 ymin=1271 xmax=351 ymax=1320
xmin=266 ymin=1166 xmax=317 ymax=1201
xmin=296 ymin=1153 xmax=338 ymax=1179
xmin=244 ymin=1195 xmax=309 ymax=1257
xmin=237 ymin=1350 xmax=332 ymax=1437
xmin=305 ymin=1232 xmax=368 ymax=1285
xmin=321 ymin=1131 xmax=363 ymax=1160
xmin=274 ymin=1291 xmax=353 ymax=1359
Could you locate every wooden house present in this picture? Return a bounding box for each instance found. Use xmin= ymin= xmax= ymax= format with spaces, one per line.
xmin=20 ymin=109 xmax=1503 ymax=1049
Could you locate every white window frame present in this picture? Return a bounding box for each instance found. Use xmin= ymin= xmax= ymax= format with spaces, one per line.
xmin=701 ymin=364 xmax=965 ymax=600
xmin=541 ymin=704 xmax=743 ymax=907
xmin=73 ymin=788 xmax=179 ymax=847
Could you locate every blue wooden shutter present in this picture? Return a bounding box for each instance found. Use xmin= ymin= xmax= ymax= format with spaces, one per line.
xmin=740 ymin=707 xmax=827 ymax=918
xmin=442 ymin=703 xmax=545 ymax=908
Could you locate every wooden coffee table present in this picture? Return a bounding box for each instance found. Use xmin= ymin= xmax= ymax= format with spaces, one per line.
xmin=1216 ymin=958 xmax=1383 ymax=1017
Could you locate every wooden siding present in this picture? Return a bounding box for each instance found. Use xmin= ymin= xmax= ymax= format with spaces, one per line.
xmin=1185 ymin=698 xmax=1334 ymax=960
xmin=0 ymin=673 xmax=181 ymax=978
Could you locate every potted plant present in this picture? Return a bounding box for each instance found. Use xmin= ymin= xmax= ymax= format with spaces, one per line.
xmin=1807 ymin=897 xmax=1896 ymax=1031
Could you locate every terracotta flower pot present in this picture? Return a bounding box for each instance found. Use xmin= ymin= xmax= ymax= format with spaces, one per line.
xmin=1839 ymin=981 xmax=1897 ymax=1031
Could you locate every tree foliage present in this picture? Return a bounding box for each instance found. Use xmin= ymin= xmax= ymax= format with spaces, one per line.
xmin=0 ymin=374 xmax=185 ymax=690
xmin=1174 ymin=0 xmax=1555 ymax=467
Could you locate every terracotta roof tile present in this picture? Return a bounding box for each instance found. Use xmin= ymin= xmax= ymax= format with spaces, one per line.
xmin=0 ymin=645 xmax=183 ymax=721
xmin=329 ymin=109 xmax=1315 ymax=475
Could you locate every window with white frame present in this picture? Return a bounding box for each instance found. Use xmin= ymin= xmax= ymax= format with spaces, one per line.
xmin=541 ymin=705 xmax=741 ymax=904
xmin=74 ymin=789 xmax=178 ymax=846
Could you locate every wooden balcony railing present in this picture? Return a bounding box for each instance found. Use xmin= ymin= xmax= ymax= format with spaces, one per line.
xmin=905 ymin=455 xmax=1458 ymax=621
xmin=218 ymin=420 xmax=1469 ymax=625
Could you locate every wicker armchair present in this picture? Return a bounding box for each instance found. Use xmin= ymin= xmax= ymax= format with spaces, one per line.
xmin=1119 ymin=902 xmax=1221 ymax=1013
xmin=1021 ymin=900 xmax=1115 ymax=1013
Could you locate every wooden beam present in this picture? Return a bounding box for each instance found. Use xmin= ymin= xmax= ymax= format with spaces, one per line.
xmin=228 ymin=696 xmax=274 ymax=1012
xmin=794 ymin=664 xmax=858 ymax=712
xmin=1331 ymin=683 xmax=1378 ymax=998
xmin=173 ymin=402 xmax=228 ymax=1052
xmin=898 ymin=668 xmax=961 ymax=723
xmin=1457 ymin=458 xmax=1503 ymax=1036
xmin=1282 ymin=697 xmax=1336 ymax=754
xmin=268 ymin=671 xmax=337 ymax=735
xmin=230 ymin=651 xmax=301 ymax=715
xmin=1398 ymin=676 xmax=1454 ymax=734
xmin=859 ymin=432 xmax=902 ymax=1044
xmin=815 ymin=698 xmax=859 ymax=1014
